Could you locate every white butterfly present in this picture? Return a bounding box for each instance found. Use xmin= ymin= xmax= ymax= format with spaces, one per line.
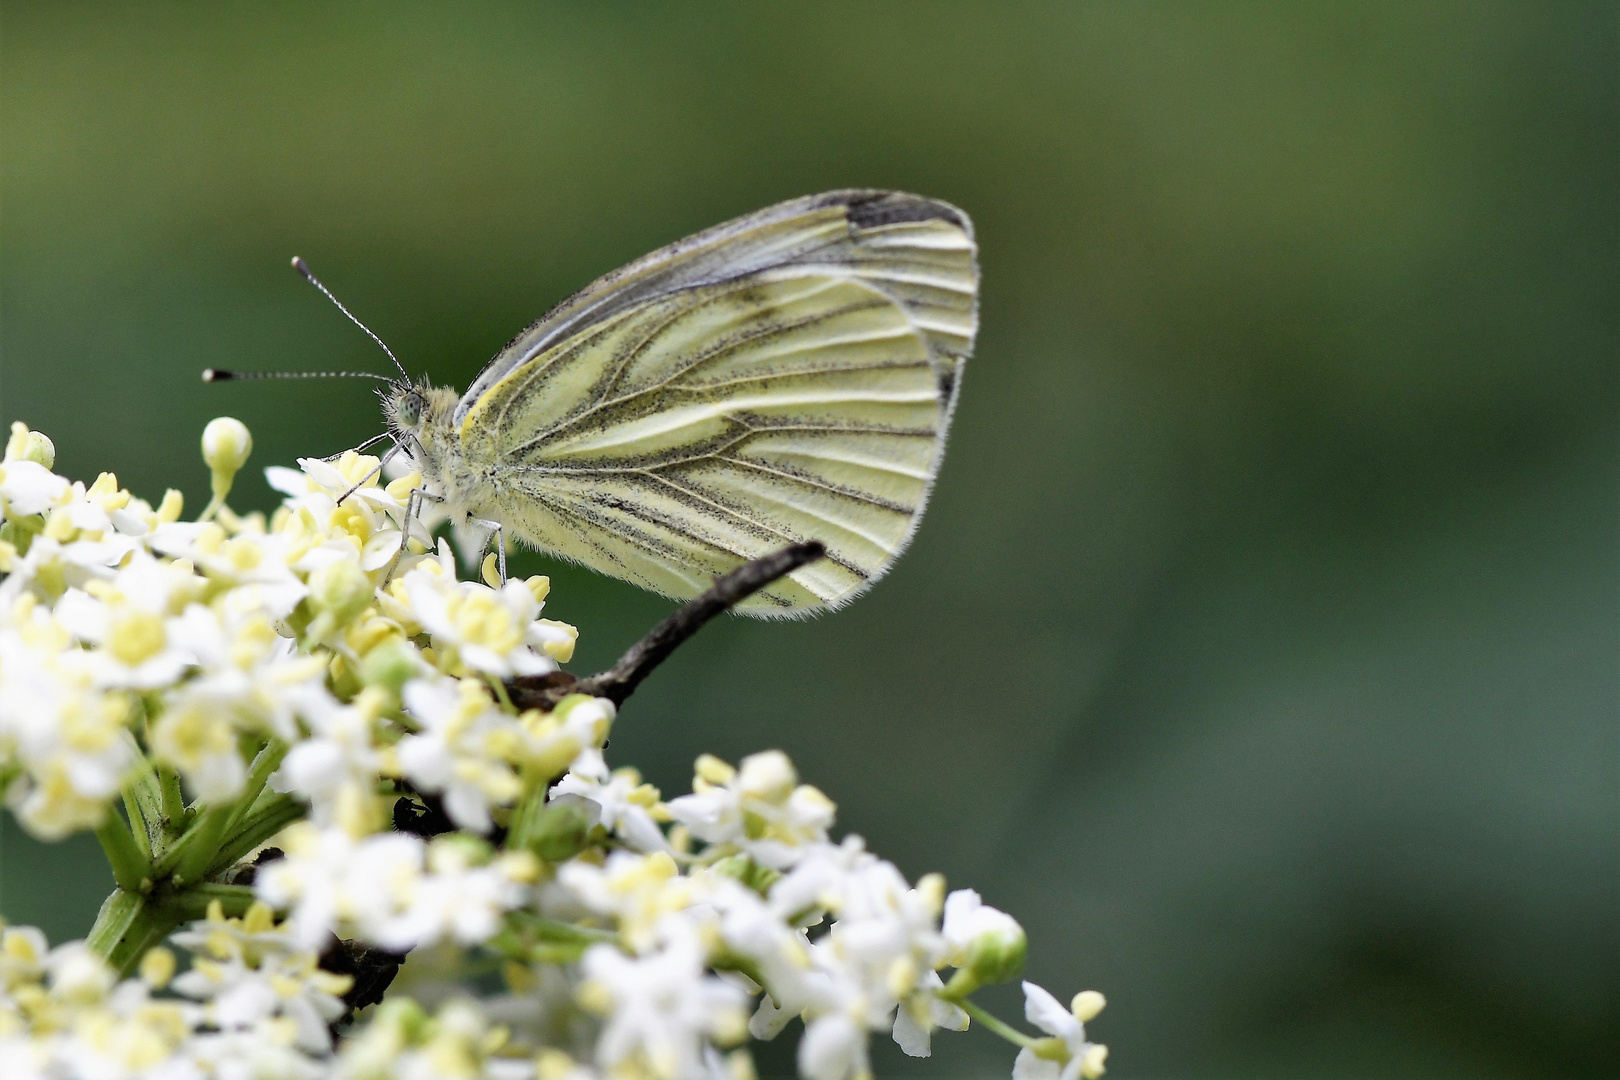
xmin=385 ymin=190 xmax=977 ymax=616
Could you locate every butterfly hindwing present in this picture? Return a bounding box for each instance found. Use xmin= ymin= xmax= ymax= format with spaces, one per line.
xmin=457 ymin=190 xmax=977 ymax=614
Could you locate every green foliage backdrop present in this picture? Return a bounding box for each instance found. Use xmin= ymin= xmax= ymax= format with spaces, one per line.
xmin=1 ymin=3 xmax=1613 ymax=1077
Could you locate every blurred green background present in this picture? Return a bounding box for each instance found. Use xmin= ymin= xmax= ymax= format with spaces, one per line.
xmin=1 ymin=3 xmax=1614 ymax=1077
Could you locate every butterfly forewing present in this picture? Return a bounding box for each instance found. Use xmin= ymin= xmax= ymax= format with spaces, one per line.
xmin=457 ymin=190 xmax=977 ymax=614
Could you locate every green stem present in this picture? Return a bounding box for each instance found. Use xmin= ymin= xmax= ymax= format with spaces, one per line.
xmin=86 ymin=888 xmax=144 ymax=957
xmin=118 ymin=729 xmax=165 ymax=854
xmin=167 ymin=804 xmax=232 ymax=885
xmin=208 ymin=793 xmax=305 ymax=878
xmin=223 ymin=739 xmax=287 ymax=836
xmin=164 ymin=882 xmax=257 ymax=921
xmin=95 ymin=810 xmax=151 ymax=893
xmin=158 ymin=765 xmax=187 ymax=837
xmin=120 ymin=788 xmax=152 ymax=860
xmin=198 ymin=489 xmax=227 ymax=523
xmin=85 ymin=889 xmax=180 ymax=978
xmin=959 ymin=998 xmax=1039 ymax=1049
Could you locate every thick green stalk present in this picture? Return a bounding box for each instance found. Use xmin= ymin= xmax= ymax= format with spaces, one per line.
xmin=120 ymin=787 xmax=152 ymax=860
xmin=165 ymin=882 xmax=257 ymax=921
xmin=222 ymin=739 xmax=287 ymax=836
xmin=119 ymin=731 xmax=166 ymax=853
xmin=158 ymin=765 xmax=187 ymax=837
xmin=83 ymin=883 xmax=253 ymax=978
xmin=168 ymin=804 xmax=232 ymax=885
xmin=95 ymin=810 xmax=151 ymax=893
xmin=85 ymin=889 xmax=178 ymax=978
xmin=209 ymin=793 xmax=304 ymax=878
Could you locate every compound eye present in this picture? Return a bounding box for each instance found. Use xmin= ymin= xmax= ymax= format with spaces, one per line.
xmin=398 ymin=393 xmax=422 ymax=426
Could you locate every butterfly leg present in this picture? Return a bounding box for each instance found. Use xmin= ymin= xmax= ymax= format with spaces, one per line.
xmin=468 ymin=517 xmax=507 ymax=586
xmin=335 ymin=442 xmax=403 ymax=506
xmin=381 ymin=486 xmax=444 ymax=587
xmin=321 ymin=430 xmax=395 ymax=463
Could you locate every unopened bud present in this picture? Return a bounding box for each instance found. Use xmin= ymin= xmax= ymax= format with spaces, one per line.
xmin=944 ymin=916 xmax=1027 ymax=998
xmin=978 ymin=920 xmax=1029 ymax=982
xmin=737 ymin=750 xmax=796 ymax=802
xmin=511 ymin=798 xmax=593 ymax=863
xmin=374 ymin=997 xmax=431 ymax=1040
xmin=6 ymin=422 xmax=55 ymax=468
xmin=202 ymin=417 xmax=253 ymax=500
xmin=306 ymin=558 xmax=373 ymax=642
xmin=360 ymin=636 xmax=420 ymax=695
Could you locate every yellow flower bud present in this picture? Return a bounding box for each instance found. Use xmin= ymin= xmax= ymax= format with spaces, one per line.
xmin=524 ymin=575 xmax=551 ymax=604
xmin=694 ymin=754 xmax=737 ymax=786
xmin=139 ymin=947 xmax=176 ymax=988
xmin=156 ymin=489 xmax=184 ymax=524
xmin=916 ymin=873 xmax=946 ymax=916
xmin=1071 ymin=990 xmax=1106 ymax=1022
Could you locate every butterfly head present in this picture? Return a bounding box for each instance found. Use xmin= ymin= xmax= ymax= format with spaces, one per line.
xmin=385 ymin=380 xmax=456 ymax=439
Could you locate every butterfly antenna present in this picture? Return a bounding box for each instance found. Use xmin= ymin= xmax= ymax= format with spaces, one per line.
xmin=203 ymin=368 xmax=393 ymax=382
xmin=290 ymin=255 xmax=412 ymax=382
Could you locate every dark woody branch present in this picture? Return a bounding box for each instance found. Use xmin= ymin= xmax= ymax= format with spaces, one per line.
xmin=507 ymin=540 xmax=826 ymax=712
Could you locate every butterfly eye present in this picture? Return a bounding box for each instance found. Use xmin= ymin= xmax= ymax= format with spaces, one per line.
xmin=397 ymin=393 xmax=422 ymax=427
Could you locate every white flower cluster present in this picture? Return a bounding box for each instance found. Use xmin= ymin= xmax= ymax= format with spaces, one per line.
xmin=0 ymin=419 xmax=1109 ymax=1080
xmin=0 ymin=906 xmax=342 ymax=1080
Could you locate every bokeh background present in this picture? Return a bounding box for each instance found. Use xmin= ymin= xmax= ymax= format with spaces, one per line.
xmin=1 ymin=3 xmax=1614 ymax=1077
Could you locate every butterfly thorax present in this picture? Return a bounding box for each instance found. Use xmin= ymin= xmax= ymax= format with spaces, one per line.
xmin=386 ymin=382 xmax=495 ymax=523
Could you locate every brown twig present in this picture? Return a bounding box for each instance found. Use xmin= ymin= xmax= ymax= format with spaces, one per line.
xmin=508 ymin=541 xmax=825 ymax=711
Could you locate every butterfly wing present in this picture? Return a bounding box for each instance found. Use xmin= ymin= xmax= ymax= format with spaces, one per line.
xmin=457 ymin=190 xmax=977 ymax=615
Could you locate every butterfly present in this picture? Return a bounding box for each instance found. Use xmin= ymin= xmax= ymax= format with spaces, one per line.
xmin=332 ymin=190 xmax=976 ymax=616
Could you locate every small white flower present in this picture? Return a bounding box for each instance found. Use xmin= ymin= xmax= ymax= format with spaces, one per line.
xmin=551 ymin=765 xmax=669 ymax=854
xmin=391 ymin=840 xmax=535 ymax=950
xmin=171 ymin=905 xmax=349 ymax=1054
xmin=581 ymin=936 xmax=748 ymax=1080
xmin=666 ymin=752 xmax=834 ymax=870
xmin=273 ymin=696 xmax=384 ymax=828
xmin=398 ymin=676 xmax=525 ymax=833
xmin=256 ymin=825 xmax=530 ymax=953
xmin=798 ymin=1012 xmax=867 ymax=1080
xmin=0 ymin=458 xmax=68 ymax=517
xmin=891 ymin=969 xmax=967 ymax=1058
xmin=1011 ymin=981 xmax=1108 ymax=1080
xmin=165 ymin=602 xmax=330 ymax=743
xmin=402 ymin=567 xmax=562 ymax=678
